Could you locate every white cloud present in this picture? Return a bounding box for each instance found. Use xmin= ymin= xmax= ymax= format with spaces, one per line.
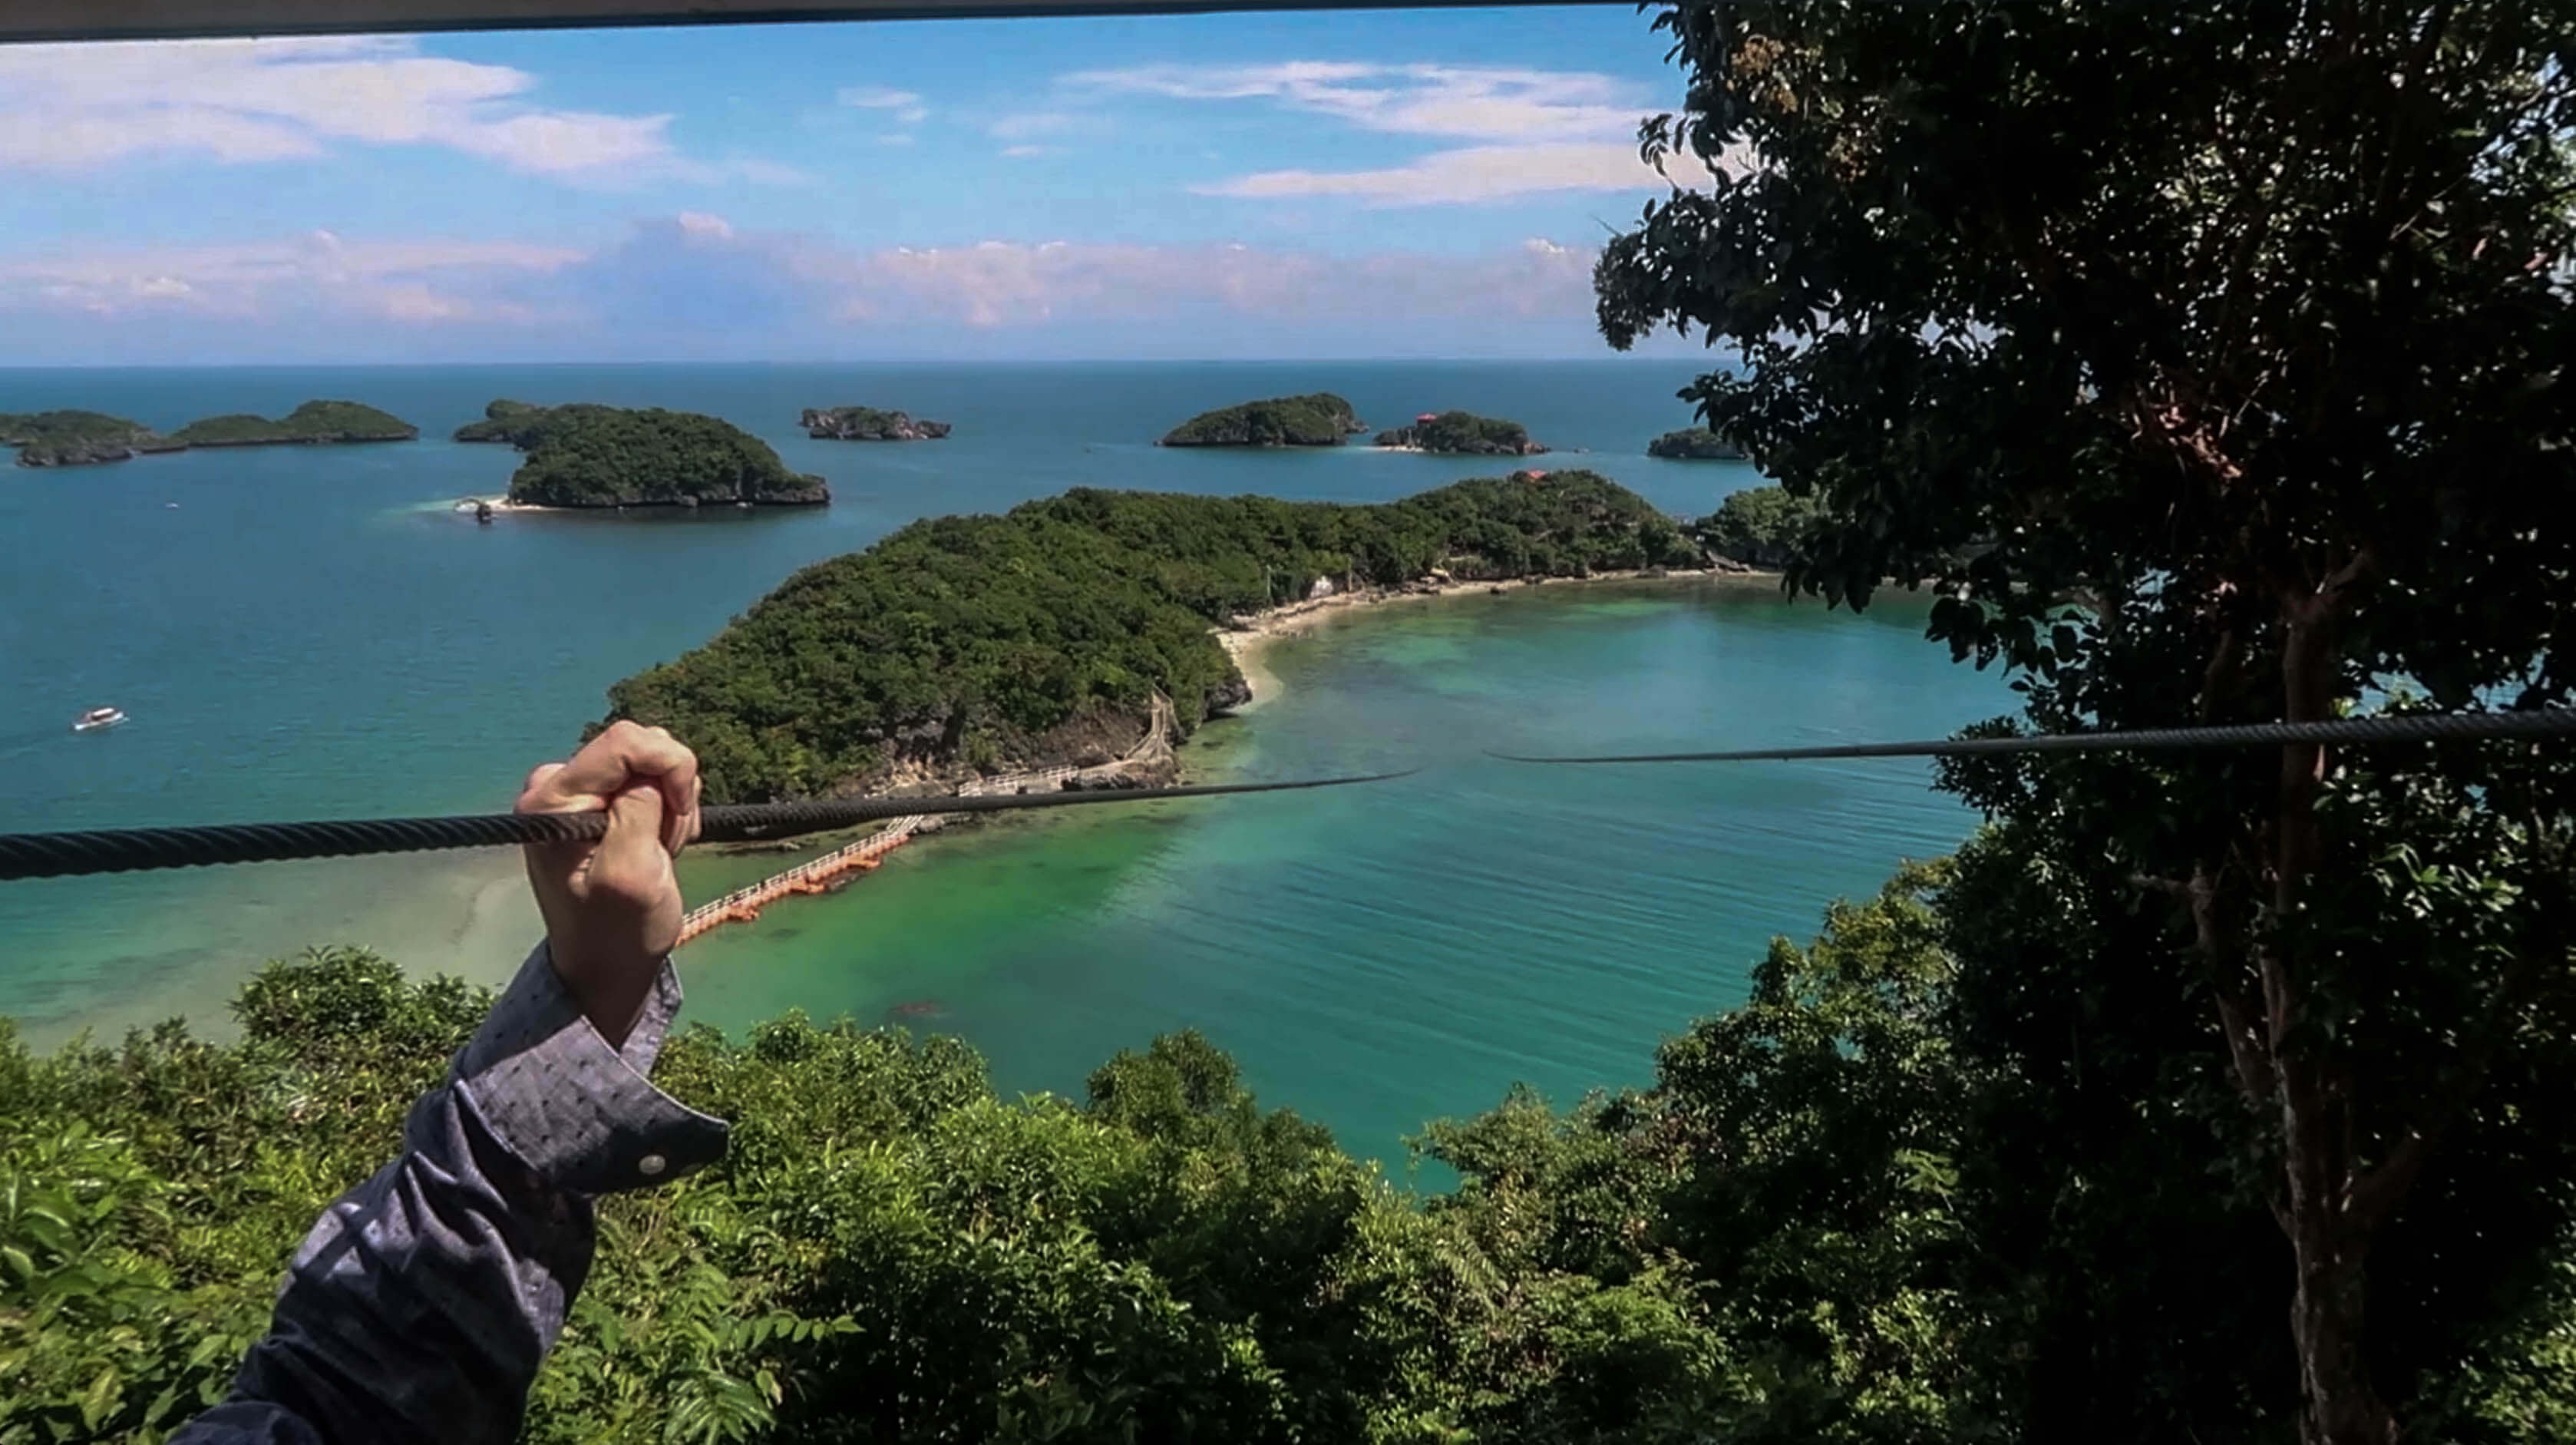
xmin=0 ymin=219 xmax=1624 ymax=355
xmin=1000 ymin=144 xmax=1061 ymax=159
xmin=1202 ymin=141 xmax=1731 ymax=207
xmin=838 ymin=85 xmax=929 ymax=124
xmin=1069 ymin=61 xmax=1644 ymax=142
xmin=0 ymin=36 xmax=696 ymax=180
xmin=1063 ymin=60 xmax=1721 ymax=207
xmin=768 ymin=232 xmax=1603 ymax=330
xmin=989 ymin=111 xmax=1091 ymax=143
xmin=0 ymin=231 xmax=580 ymax=324
xmin=837 ymin=84 xmax=920 ymax=109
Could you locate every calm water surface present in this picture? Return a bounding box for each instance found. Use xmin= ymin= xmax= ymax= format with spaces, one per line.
xmin=1 ymin=362 xmax=2003 ymax=1156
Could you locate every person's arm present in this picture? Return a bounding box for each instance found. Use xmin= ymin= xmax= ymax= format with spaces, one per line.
xmin=175 ymin=723 xmax=726 ymax=1445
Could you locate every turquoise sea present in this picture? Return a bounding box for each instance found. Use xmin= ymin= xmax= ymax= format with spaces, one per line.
xmin=0 ymin=362 xmax=2006 ymax=1157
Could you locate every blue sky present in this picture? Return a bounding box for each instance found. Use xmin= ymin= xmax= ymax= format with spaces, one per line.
xmin=0 ymin=6 xmax=1726 ymax=363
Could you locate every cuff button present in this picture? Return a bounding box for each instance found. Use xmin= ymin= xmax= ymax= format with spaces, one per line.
xmin=638 ymin=1152 xmax=668 ymax=1178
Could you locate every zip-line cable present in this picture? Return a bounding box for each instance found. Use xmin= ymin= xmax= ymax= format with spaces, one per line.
xmin=1489 ymin=709 xmax=2576 ymax=765
xmin=15 ymin=711 xmax=2570 ymax=883
xmin=0 ymin=772 xmax=1413 ymax=882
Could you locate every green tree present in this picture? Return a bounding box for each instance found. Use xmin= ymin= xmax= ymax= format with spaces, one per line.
xmin=1597 ymin=5 xmax=2576 ymax=1440
xmin=1696 ymin=485 xmax=1823 ymax=568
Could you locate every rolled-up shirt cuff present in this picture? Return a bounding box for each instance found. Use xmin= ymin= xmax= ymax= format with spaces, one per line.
xmin=446 ymin=942 xmax=728 ymax=1195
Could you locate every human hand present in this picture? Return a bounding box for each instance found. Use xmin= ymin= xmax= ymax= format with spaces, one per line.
xmin=514 ymin=722 xmax=702 ymax=1047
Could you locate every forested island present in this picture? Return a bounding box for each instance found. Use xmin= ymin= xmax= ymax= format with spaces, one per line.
xmin=1158 ymin=393 xmax=1368 ymax=447
xmin=1372 ymin=409 xmax=1547 ymax=455
xmin=167 ymin=401 xmax=417 ymax=447
xmin=603 ymin=471 xmax=1698 ymax=802
xmin=0 ymin=410 xmax=180 ymax=467
xmin=1646 ymin=426 xmax=1747 ymax=460
xmin=455 ymin=399 xmax=829 ymax=509
xmin=5 ymin=400 xmax=414 ymax=465
xmin=802 ymin=406 xmax=951 ymax=441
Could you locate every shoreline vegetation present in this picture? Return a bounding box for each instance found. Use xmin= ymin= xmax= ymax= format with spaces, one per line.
xmin=2 ymin=400 xmax=418 ymax=467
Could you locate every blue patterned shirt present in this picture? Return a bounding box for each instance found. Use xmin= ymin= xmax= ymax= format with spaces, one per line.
xmin=171 ymin=944 xmax=729 ymax=1444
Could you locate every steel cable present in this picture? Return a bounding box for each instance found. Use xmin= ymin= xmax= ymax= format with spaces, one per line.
xmin=0 ymin=772 xmax=1412 ymax=881
xmin=1490 ymin=708 xmax=2576 ymax=765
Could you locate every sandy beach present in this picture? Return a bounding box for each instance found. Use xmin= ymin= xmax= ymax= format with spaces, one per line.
xmin=451 ymin=495 xmax=563 ymax=515
xmin=1214 ymin=566 xmax=1780 ymax=712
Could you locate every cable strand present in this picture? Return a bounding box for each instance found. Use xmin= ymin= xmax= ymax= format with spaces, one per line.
xmin=1488 ymin=707 xmax=2576 ymax=765
xmin=0 ymin=772 xmax=1411 ymax=882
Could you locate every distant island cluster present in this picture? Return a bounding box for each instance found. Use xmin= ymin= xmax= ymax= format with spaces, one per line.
xmin=1 ymin=401 xmax=416 ymax=467
xmin=8 ymin=376 xmax=1801 ymax=835
xmin=5 ymin=389 xmax=1752 ymax=518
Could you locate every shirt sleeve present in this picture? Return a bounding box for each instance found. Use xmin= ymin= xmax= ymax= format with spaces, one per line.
xmin=172 ymin=943 xmax=729 ymax=1445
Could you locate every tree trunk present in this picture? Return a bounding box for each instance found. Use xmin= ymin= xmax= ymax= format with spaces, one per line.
xmin=2271 ymin=596 xmax=2398 ymax=1445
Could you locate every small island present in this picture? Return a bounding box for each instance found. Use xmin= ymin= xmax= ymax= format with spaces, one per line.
xmin=1646 ymin=427 xmax=1748 ymax=461
xmin=453 ymin=398 xmax=590 ymax=445
xmin=459 ymin=399 xmax=828 ymax=509
xmin=801 ymin=406 xmax=951 ymax=441
xmin=2 ymin=410 xmax=184 ymax=468
xmin=168 ymin=400 xmax=418 ymax=448
xmin=603 ymin=470 xmax=1696 ymax=802
xmin=1158 ymin=393 xmax=1368 ymax=448
xmin=1373 ymin=410 xmax=1547 ymax=456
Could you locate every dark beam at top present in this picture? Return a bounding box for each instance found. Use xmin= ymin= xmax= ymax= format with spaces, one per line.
xmin=2 ymin=0 xmax=1577 ymax=46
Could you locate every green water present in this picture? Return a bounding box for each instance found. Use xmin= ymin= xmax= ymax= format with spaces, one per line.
xmin=676 ymin=580 xmax=2001 ymax=1159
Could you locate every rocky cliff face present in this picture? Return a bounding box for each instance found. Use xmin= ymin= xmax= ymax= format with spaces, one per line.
xmin=801 ymin=407 xmax=953 ymax=441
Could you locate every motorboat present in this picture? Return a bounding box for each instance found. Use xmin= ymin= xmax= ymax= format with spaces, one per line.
xmin=72 ymin=706 xmax=126 ymax=732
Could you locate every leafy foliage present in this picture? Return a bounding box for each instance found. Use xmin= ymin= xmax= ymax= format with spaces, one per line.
xmin=451 ymin=400 xmax=828 ymax=508
xmin=167 ymin=402 xmax=417 ymax=446
xmin=1159 ymin=394 xmax=1367 ymax=448
xmin=1597 ymin=3 xmax=2576 ymax=1438
xmin=0 ymin=901 xmax=1933 ymax=1445
xmin=1372 ymin=411 xmax=1543 ymax=455
xmin=1694 ymin=486 xmax=1823 ymax=569
xmin=603 ymin=473 xmax=1699 ymax=802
